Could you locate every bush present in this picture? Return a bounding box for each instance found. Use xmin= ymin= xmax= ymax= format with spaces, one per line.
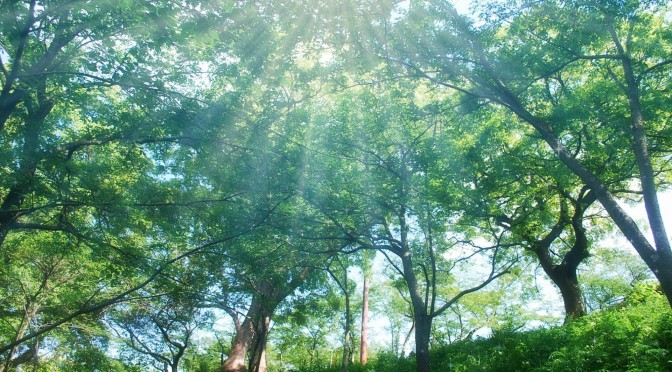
xmin=429 ymin=289 xmax=672 ymax=372
xmin=294 ymin=288 xmax=671 ymax=371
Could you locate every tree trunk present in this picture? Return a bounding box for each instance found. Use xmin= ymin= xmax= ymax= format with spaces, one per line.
xmin=340 ymin=284 xmax=351 ymax=372
xmin=341 ymin=323 xmax=351 ymax=372
xmin=532 ymin=200 xmax=590 ymax=320
xmin=360 ymin=274 xmax=369 ymax=364
xmin=615 ymin=39 xmax=672 ymax=307
xmin=414 ymin=314 xmax=432 ymax=372
xmin=220 ymin=269 xmax=313 ymax=372
xmin=219 ymin=300 xmax=259 ymax=372
xmin=249 ymin=311 xmax=271 ymax=372
xmin=555 ymin=270 xmax=585 ymax=320
xmin=400 ymin=253 xmax=432 ymax=372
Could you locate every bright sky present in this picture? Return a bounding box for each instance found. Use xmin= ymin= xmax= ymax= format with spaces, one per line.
xmin=451 ymin=0 xmax=473 ymax=14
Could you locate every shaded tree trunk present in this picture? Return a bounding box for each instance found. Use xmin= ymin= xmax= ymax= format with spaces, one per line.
xmin=413 ymin=314 xmax=432 ymax=372
xmin=360 ymin=274 xmax=369 ymax=364
xmin=341 ymin=277 xmax=353 ymax=372
xmin=535 ymin=248 xmax=587 ymax=320
xmin=400 ymin=252 xmax=432 ymax=372
xmin=220 ymin=269 xmax=313 ymax=372
xmin=532 ymin=198 xmax=591 ymax=320
xmin=533 ymin=199 xmax=594 ymax=321
xmin=249 ymin=310 xmax=272 ymax=372
xmin=219 ymin=294 xmax=265 ymax=372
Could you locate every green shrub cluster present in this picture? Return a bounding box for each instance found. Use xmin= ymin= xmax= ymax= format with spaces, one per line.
xmin=434 ymin=289 xmax=672 ymax=371
xmin=301 ymin=287 xmax=671 ymax=371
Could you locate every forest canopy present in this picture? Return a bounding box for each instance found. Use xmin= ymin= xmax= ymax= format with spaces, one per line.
xmin=0 ymin=0 xmax=671 ymax=371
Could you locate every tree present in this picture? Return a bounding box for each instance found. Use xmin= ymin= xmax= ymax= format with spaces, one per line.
xmin=108 ymin=288 xmax=211 ymax=372
xmin=326 ymin=255 xmax=357 ymax=372
xmin=301 ymin=82 xmax=516 ymax=371
xmin=368 ymin=0 xmax=672 ymax=305
xmin=359 ymin=250 xmax=374 ymax=364
xmin=0 ymin=0 xmax=298 ymax=358
xmin=448 ymin=109 xmax=607 ymax=320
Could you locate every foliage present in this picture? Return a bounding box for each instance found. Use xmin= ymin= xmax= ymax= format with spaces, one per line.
xmin=345 ymin=286 xmax=672 ymax=372
xmin=0 ymin=1 xmax=671 ymax=371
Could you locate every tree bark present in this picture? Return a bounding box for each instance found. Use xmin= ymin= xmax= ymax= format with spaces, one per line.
xmin=413 ymin=314 xmax=432 ymax=372
xmin=400 ymin=253 xmax=432 ymax=372
xmin=249 ymin=311 xmax=271 ymax=372
xmin=220 ymin=269 xmax=313 ymax=372
xmin=219 ymin=297 xmax=262 ymax=372
xmin=360 ymin=274 xmax=369 ymax=365
xmin=531 ymin=198 xmax=590 ymax=320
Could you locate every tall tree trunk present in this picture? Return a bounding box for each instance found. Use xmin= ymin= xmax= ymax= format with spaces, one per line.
xmin=220 ymin=269 xmax=313 ymax=372
xmin=219 ymin=298 xmax=261 ymax=372
xmin=360 ymin=274 xmax=369 ymax=364
xmin=400 ymin=253 xmax=432 ymax=372
xmin=340 ymin=278 xmax=352 ymax=372
xmin=413 ymin=314 xmax=432 ymax=372
xmin=341 ymin=320 xmax=351 ymax=372
xmin=613 ymin=33 xmax=672 ymax=307
xmin=249 ymin=311 xmax=272 ymax=372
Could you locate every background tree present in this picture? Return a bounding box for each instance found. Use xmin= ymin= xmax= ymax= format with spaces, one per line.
xmin=300 ymin=81 xmax=517 ymax=371
xmin=364 ymin=0 xmax=672 ymax=304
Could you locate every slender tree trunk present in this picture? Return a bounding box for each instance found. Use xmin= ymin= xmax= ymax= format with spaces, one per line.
xmin=341 ymin=322 xmax=351 ymax=372
xmin=615 ymin=39 xmax=672 ymax=307
xmin=401 ymin=320 xmax=415 ymax=357
xmin=360 ymin=274 xmax=369 ymax=364
xmin=340 ymin=283 xmax=352 ymax=372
